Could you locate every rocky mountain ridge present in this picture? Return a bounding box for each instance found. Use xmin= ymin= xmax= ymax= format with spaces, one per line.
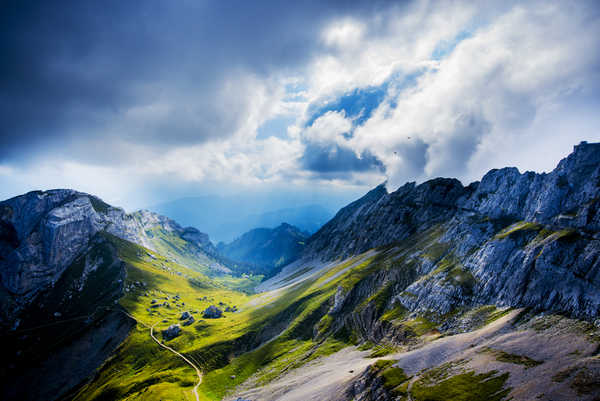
xmin=290 ymin=141 xmax=600 ymax=323
xmin=1 ymin=142 xmax=599 ymax=401
xmin=306 ymin=141 xmax=600 ymax=260
xmin=0 ymin=190 xmax=225 ymax=311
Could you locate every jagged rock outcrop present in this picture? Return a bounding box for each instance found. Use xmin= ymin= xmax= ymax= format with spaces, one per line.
xmin=305 ymin=178 xmax=471 ymax=261
xmin=302 ymin=142 xmax=600 ymax=322
xmin=0 ymin=232 xmax=132 ymax=401
xmin=0 ymin=191 xmax=104 ymax=300
xmin=345 ymin=364 xmax=395 ymax=401
xmin=306 ymin=142 xmax=600 ymax=261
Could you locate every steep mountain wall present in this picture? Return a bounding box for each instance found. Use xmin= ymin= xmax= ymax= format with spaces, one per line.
xmin=301 ymin=141 xmax=600 ymax=321
xmin=0 ymin=190 xmax=226 ymax=317
xmin=306 ymin=141 xmax=600 ymax=260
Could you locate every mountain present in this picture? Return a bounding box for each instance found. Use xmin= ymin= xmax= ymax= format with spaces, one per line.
xmin=151 ymin=196 xmax=334 ymax=242
xmin=245 ymin=205 xmax=332 ymax=235
xmin=217 ymin=223 xmax=308 ymax=276
xmin=244 ymin=141 xmax=600 ymax=400
xmin=290 ymin=140 xmax=600 ymax=319
xmin=0 ymin=190 xmax=230 ymax=304
xmin=0 ymin=190 xmax=257 ymax=400
xmin=2 ymin=142 xmax=600 ymax=401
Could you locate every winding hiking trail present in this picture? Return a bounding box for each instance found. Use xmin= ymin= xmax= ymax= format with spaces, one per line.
xmin=123 ymin=311 xmax=203 ymax=401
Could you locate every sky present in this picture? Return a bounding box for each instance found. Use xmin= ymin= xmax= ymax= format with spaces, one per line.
xmin=1 ymin=0 xmax=600 ymax=212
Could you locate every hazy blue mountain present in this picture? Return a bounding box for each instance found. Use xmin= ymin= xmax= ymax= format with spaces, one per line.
xmin=217 ymin=223 xmax=308 ymax=277
xmin=244 ymin=205 xmax=331 ymax=235
xmin=151 ymin=197 xmax=334 ymax=242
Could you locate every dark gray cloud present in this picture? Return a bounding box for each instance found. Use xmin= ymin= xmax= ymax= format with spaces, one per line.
xmin=301 ymin=143 xmax=384 ymax=174
xmin=0 ymin=0 xmax=403 ymax=163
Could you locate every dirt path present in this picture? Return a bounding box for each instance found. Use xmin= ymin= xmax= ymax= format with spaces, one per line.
xmin=150 ymin=323 xmax=202 ymax=401
xmin=123 ymin=311 xmax=202 ymax=401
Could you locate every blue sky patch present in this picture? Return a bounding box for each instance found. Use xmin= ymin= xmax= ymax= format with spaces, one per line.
xmin=257 ymin=116 xmax=297 ymax=139
xmin=305 ymin=85 xmax=388 ymax=128
xmin=305 ymin=71 xmax=426 ymax=130
xmin=431 ymin=30 xmax=472 ymax=60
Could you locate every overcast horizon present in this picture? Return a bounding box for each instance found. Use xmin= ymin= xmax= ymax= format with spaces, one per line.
xmin=2 ymin=0 xmax=600 ymax=211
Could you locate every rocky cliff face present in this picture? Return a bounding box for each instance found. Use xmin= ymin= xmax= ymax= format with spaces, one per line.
xmin=302 ymin=142 xmax=600 ymax=323
xmin=0 ymin=191 xmax=103 ymax=301
xmin=0 ymin=190 xmax=231 ymax=400
xmin=306 ymin=142 xmax=600 ymax=260
xmin=0 ymin=190 xmax=225 ymax=316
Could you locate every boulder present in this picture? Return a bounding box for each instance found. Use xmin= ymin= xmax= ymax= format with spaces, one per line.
xmin=161 ymin=324 xmax=181 ymax=341
xmin=202 ymin=305 xmax=223 ymax=319
xmin=180 ymin=311 xmax=191 ymax=320
xmin=182 ymin=316 xmax=195 ymax=326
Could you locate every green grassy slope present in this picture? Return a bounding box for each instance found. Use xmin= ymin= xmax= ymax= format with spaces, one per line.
xmin=140 ymin=225 xmax=263 ymax=291
xmin=71 ymin=234 xmax=384 ymax=399
xmin=73 ymin=225 xmax=462 ymax=399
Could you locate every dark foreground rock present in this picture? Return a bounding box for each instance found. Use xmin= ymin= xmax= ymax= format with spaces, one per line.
xmin=203 ymin=305 xmax=223 ymax=318
xmin=162 ymin=324 xmax=181 ymax=341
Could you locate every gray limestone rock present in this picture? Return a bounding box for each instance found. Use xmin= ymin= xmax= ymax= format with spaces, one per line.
xmin=203 ymin=305 xmax=223 ymax=319
xmin=0 ymin=188 xmax=229 ymax=323
xmin=302 ymin=141 xmax=600 ymax=321
xmin=161 ymin=324 xmax=181 ymax=341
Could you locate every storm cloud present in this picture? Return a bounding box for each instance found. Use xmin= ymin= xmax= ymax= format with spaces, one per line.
xmin=1 ymin=0 xmax=600 ymax=210
xmin=0 ymin=0 xmax=402 ymax=161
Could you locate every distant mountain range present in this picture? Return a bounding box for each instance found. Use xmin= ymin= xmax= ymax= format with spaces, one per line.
xmin=150 ymin=197 xmax=334 ymax=242
xmin=217 ymin=223 xmax=308 ymax=277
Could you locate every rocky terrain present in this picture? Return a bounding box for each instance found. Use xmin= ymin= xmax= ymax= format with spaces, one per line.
xmin=242 ymin=141 xmax=600 ymax=400
xmin=302 ymin=141 xmax=600 ymax=320
xmin=0 ymin=190 xmax=228 ymax=314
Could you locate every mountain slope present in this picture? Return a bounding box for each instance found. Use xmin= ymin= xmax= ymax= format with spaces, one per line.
xmin=217 ymin=223 xmax=308 ymax=276
xmin=238 ymin=142 xmax=600 ymax=400
xmin=0 ymin=190 xmax=231 ymax=307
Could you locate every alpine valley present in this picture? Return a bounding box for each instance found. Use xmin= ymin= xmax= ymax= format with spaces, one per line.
xmin=2 ymin=142 xmax=600 ymax=401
